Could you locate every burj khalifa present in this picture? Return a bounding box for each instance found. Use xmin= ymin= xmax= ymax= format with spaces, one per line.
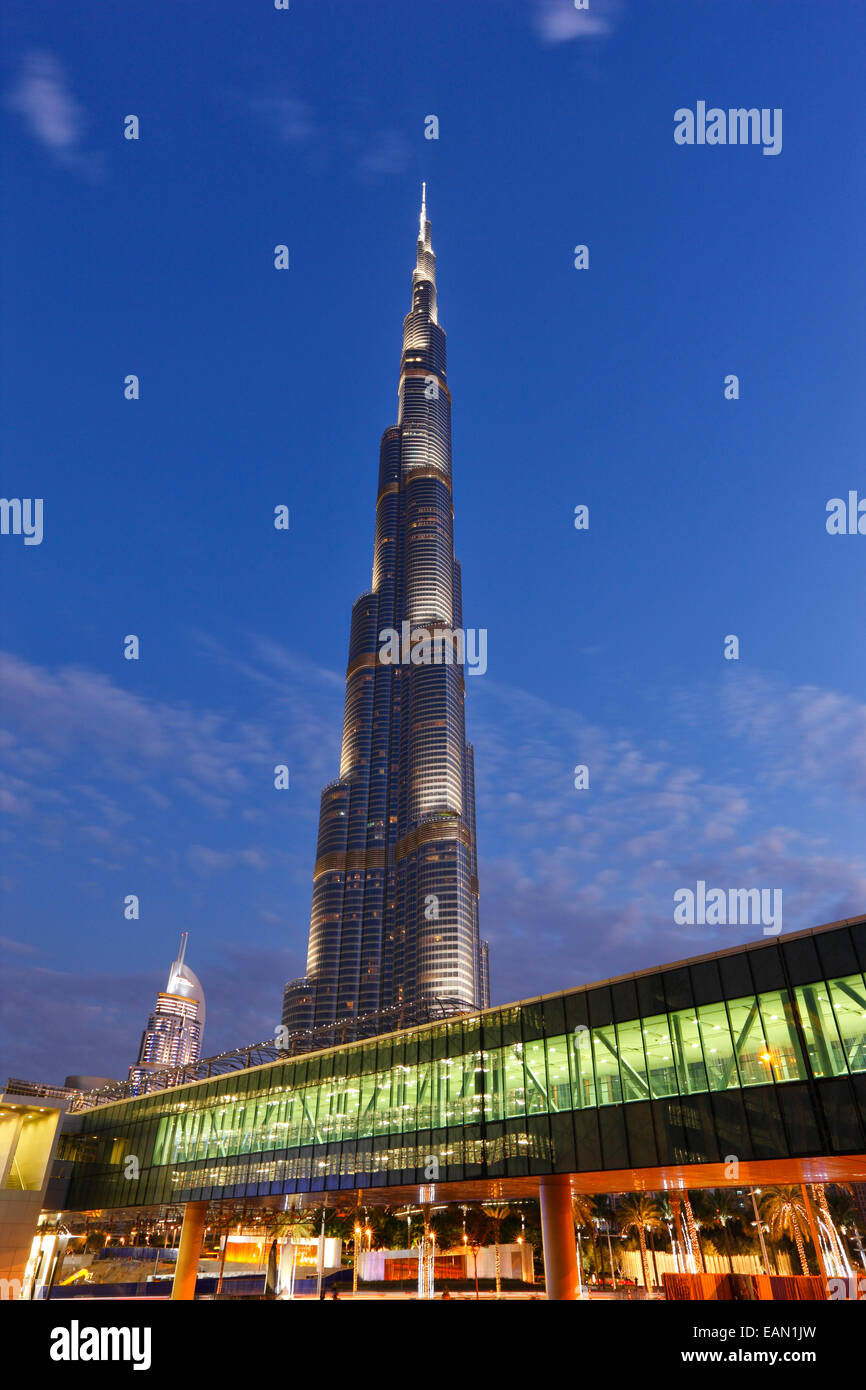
xmin=283 ymin=188 xmax=489 ymax=1034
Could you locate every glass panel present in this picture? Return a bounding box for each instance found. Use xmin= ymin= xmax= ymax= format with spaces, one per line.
xmin=756 ymin=989 xmax=807 ymax=1082
xmin=592 ymin=1025 xmax=622 ymax=1105
xmin=795 ymin=983 xmax=847 ymax=1077
xmin=570 ymin=1027 xmax=596 ymax=1109
xmin=483 ymin=1047 xmax=504 ymax=1122
xmin=374 ymin=1068 xmax=395 ymax=1134
xmin=416 ymin=1057 xmax=434 ymax=1130
xmin=670 ymin=1008 xmax=709 ymax=1095
xmin=357 ymin=1071 xmax=378 ymax=1138
xmin=642 ymin=1014 xmax=679 ymax=1098
xmin=614 ymin=1018 xmax=650 ymax=1102
xmin=726 ymin=995 xmax=772 ymax=1086
xmin=285 ymin=1089 xmax=302 ymax=1147
xmin=696 ymin=1001 xmax=739 ymax=1091
xmin=524 ymin=1039 xmax=548 ymax=1114
xmin=502 ymin=1043 xmax=527 ymax=1118
xmin=827 ymin=975 xmax=866 ymax=1074
xmin=545 ymin=1034 xmax=572 ymax=1111
xmin=401 ymin=1060 xmax=418 ymax=1132
xmin=437 ymin=1055 xmax=456 ymax=1126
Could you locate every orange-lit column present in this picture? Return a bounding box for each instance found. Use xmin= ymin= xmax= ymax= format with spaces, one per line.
xmin=171 ymin=1201 xmax=208 ymax=1301
xmin=539 ymin=1177 xmax=579 ymax=1300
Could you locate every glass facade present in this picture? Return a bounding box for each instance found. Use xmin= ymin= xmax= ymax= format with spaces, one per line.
xmin=62 ymin=922 xmax=866 ymax=1209
xmin=283 ymin=187 xmax=487 ymax=1032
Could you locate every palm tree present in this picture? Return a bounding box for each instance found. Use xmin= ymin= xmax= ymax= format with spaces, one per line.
xmin=428 ymin=1205 xmax=464 ymax=1252
xmin=482 ymin=1204 xmax=512 ymax=1298
xmin=463 ymin=1205 xmax=489 ymax=1298
xmin=592 ymin=1196 xmax=617 ymax=1287
xmin=812 ymin=1183 xmax=850 ymax=1275
xmin=704 ymin=1190 xmax=741 ymax=1275
xmin=268 ymin=1205 xmax=316 ymax=1241
xmin=761 ymin=1187 xmax=810 ymax=1275
xmin=682 ymin=1191 xmax=706 ymax=1272
xmin=619 ymin=1195 xmax=663 ymax=1294
xmin=825 ymin=1184 xmax=859 ymax=1272
xmin=657 ymin=1197 xmax=681 ymax=1271
xmin=572 ymin=1194 xmax=599 ymax=1283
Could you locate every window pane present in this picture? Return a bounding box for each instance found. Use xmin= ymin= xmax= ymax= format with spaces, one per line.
xmin=503 ymin=1043 xmax=527 ymax=1118
xmin=416 ymin=1059 xmax=434 ymax=1130
xmin=524 ymin=1039 xmax=548 ymax=1114
xmin=570 ymin=1028 xmax=596 ymax=1109
xmin=614 ymin=1018 xmax=650 ymax=1102
xmin=795 ymin=983 xmax=847 ymax=1077
xmin=670 ymin=1008 xmax=709 ymax=1095
xmin=483 ymin=1047 xmax=504 ymax=1121
xmin=545 ymin=1035 xmax=571 ymax=1112
xmin=697 ymin=1000 xmax=739 ymax=1091
xmin=358 ymin=1071 xmax=378 ymax=1137
xmin=756 ymin=989 xmax=807 ymax=1082
xmin=642 ymin=1014 xmax=679 ymax=1098
xmin=726 ymin=995 xmax=772 ymax=1086
xmin=826 ymin=974 xmax=866 ymax=1074
xmin=592 ymin=1025 xmax=622 ymax=1105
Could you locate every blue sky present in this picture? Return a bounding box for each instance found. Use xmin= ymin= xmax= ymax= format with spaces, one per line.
xmin=1 ymin=0 xmax=864 ymax=1084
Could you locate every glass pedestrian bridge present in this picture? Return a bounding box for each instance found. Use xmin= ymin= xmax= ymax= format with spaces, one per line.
xmin=57 ymin=918 xmax=866 ymax=1209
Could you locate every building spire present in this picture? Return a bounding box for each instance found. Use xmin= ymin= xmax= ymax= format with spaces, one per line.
xmin=418 ymin=181 xmax=432 ymax=255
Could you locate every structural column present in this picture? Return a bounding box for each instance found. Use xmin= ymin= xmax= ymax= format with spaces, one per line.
xmin=171 ymin=1200 xmax=208 ymax=1301
xmin=539 ymin=1176 xmax=579 ymax=1301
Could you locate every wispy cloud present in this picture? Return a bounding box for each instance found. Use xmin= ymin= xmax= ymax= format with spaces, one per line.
xmin=357 ymin=129 xmax=411 ymax=178
xmin=6 ymin=51 xmax=103 ymax=180
xmin=470 ymin=673 xmax=866 ymax=1001
xmin=533 ymin=0 xmax=624 ymax=44
xmin=247 ymin=95 xmax=315 ymax=145
xmin=238 ymin=87 xmax=411 ymax=180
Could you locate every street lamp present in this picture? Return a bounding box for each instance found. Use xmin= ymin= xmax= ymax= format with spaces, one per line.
xmin=749 ymin=1188 xmax=771 ymax=1275
xmin=598 ymin=1218 xmax=617 ymax=1290
xmin=469 ymin=1239 xmax=480 ymax=1300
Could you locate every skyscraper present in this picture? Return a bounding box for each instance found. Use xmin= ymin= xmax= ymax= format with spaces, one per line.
xmin=129 ymin=933 xmax=205 ymax=1091
xmin=283 ymin=188 xmax=489 ymax=1033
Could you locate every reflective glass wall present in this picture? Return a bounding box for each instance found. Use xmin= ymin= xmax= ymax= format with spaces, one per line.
xmin=61 ymin=922 xmax=866 ymax=1208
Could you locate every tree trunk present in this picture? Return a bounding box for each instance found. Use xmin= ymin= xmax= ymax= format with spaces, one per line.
xmin=791 ymin=1214 xmax=809 ymax=1275
xmin=684 ymin=1193 xmax=705 ymax=1272
xmin=637 ymin=1230 xmax=649 ymax=1293
xmin=813 ymin=1185 xmax=845 ymax=1275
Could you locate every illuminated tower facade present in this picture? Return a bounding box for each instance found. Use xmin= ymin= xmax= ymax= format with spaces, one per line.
xmin=129 ymin=933 xmax=205 ymax=1091
xmin=283 ymin=188 xmax=489 ymax=1032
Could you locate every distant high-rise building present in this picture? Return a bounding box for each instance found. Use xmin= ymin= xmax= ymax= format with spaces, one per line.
xmin=283 ymin=187 xmax=489 ymax=1033
xmin=129 ymin=933 xmax=205 ymax=1091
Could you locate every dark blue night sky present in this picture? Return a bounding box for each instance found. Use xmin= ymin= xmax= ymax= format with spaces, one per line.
xmin=1 ymin=0 xmax=864 ymax=1083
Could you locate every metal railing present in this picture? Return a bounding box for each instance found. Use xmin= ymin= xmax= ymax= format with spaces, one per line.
xmin=65 ymin=995 xmax=473 ymax=1112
